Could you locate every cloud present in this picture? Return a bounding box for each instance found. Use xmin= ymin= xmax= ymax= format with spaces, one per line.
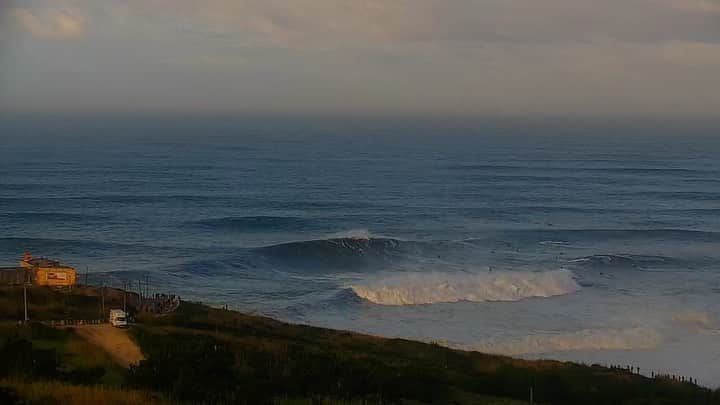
xmin=120 ymin=0 xmax=720 ymax=48
xmin=1 ymin=0 xmax=719 ymax=117
xmin=9 ymin=8 xmax=84 ymax=39
xmin=5 ymin=0 xmax=719 ymax=48
xmin=669 ymin=0 xmax=720 ymax=12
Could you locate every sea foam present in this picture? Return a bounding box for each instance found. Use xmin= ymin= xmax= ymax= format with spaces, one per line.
xmin=350 ymin=269 xmax=580 ymax=305
xmin=449 ymin=327 xmax=662 ymax=355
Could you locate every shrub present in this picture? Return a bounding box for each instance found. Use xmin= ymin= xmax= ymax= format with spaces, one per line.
xmin=127 ymin=334 xmax=237 ymax=403
xmin=0 ymin=337 xmax=59 ymax=379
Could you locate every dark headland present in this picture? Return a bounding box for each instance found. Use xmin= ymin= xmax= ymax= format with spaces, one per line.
xmin=0 ymin=285 xmax=717 ymax=404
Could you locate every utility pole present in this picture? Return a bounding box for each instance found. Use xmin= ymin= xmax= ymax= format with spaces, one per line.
xmin=529 ymin=387 xmax=534 ymax=405
xmin=22 ymin=268 xmax=29 ymax=323
xmin=23 ymin=283 xmax=29 ymax=323
xmin=101 ymin=285 xmax=105 ymax=319
xmin=123 ymin=281 xmax=127 ymax=313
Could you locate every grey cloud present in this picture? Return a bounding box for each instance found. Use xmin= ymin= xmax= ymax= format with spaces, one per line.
xmin=12 ymin=0 xmax=712 ymax=47
xmin=125 ymin=0 xmax=720 ymax=46
xmin=1 ymin=0 xmax=719 ymax=117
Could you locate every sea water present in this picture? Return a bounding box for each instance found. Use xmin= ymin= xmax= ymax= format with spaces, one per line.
xmin=1 ymin=117 xmax=719 ymax=385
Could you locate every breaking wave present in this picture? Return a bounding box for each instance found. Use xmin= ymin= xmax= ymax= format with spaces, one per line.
xmin=449 ymin=327 xmax=661 ymax=355
xmin=350 ymin=269 xmax=580 ymax=305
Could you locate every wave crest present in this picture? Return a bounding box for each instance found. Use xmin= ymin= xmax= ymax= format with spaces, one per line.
xmin=350 ymin=269 xmax=580 ymax=305
xmin=259 ymin=236 xmax=403 ymax=259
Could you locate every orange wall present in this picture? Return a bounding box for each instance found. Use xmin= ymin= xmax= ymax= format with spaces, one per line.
xmin=34 ymin=268 xmax=77 ymax=286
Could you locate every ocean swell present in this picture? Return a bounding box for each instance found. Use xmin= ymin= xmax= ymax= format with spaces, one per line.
xmin=350 ymin=269 xmax=580 ymax=306
xmin=192 ymin=216 xmax=311 ymax=231
xmin=258 ymin=236 xmax=404 ymax=260
xmin=567 ymin=254 xmax=674 ymax=271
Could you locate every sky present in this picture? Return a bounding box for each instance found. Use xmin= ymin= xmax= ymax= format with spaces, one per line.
xmin=1 ymin=0 xmax=719 ymax=118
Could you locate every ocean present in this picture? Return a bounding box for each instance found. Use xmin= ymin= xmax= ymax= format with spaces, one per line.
xmin=1 ymin=117 xmax=719 ymax=385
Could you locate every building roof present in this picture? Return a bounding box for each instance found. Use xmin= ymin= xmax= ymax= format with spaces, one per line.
xmin=0 ymin=267 xmax=26 ymax=272
xmin=25 ymin=258 xmax=65 ymax=268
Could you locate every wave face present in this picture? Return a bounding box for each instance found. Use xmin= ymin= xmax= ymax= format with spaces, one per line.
xmin=350 ymin=269 xmax=580 ymax=305
xmin=256 ymin=236 xmax=409 ymax=269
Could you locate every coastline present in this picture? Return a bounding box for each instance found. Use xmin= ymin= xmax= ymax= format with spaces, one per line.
xmin=1 ymin=284 xmax=718 ymax=404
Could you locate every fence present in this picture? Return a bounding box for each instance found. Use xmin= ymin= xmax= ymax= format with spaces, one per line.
xmin=37 ymin=319 xmax=107 ymax=326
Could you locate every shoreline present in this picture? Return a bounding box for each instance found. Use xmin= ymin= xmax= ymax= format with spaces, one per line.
xmin=2 ymin=284 xmax=718 ymax=404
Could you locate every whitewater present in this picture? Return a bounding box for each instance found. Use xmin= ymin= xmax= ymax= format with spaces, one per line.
xmin=350 ymin=269 xmax=580 ymax=305
xmin=2 ymin=119 xmax=720 ymax=386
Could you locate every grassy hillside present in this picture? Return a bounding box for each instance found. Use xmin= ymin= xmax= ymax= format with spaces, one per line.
xmin=0 ymin=321 xmax=126 ymax=386
xmin=0 ymin=285 xmax=132 ymax=321
xmin=1 ymin=286 xmax=718 ymax=404
xmin=0 ymin=378 xmax=169 ymax=405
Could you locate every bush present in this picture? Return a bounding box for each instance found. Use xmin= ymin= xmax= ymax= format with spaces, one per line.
xmin=127 ymin=334 xmax=237 ymax=403
xmin=0 ymin=337 xmax=59 ymax=379
xmin=0 ymin=386 xmax=20 ymax=404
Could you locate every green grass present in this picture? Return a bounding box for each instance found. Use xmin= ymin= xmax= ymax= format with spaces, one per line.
xmin=128 ymin=301 xmax=720 ymax=404
xmin=1 ymin=286 xmax=719 ymax=404
xmin=61 ymin=329 xmax=126 ymax=386
xmin=271 ymin=395 xmax=526 ymax=405
xmin=1 ymin=378 xmax=170 ymax=405
xmin=0 ymin=285 xmax=136 ymax=322
xmin=0 ymin=321 xmax=125 ymax=386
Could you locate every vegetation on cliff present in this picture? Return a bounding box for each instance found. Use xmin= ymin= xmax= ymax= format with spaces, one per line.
xmin=0 ymin=286 xmax=718 ymax=404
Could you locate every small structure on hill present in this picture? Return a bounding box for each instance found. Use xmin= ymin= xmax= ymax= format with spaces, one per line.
xmin=18 ymin=252 xmax=77 ymax=287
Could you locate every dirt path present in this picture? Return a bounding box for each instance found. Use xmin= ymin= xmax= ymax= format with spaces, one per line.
xmin=68 ymin=324 xmax=144 ymax=368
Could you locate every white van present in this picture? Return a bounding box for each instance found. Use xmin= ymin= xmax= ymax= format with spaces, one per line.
xmin=109 ymin=309 xmax=128 ymax=328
